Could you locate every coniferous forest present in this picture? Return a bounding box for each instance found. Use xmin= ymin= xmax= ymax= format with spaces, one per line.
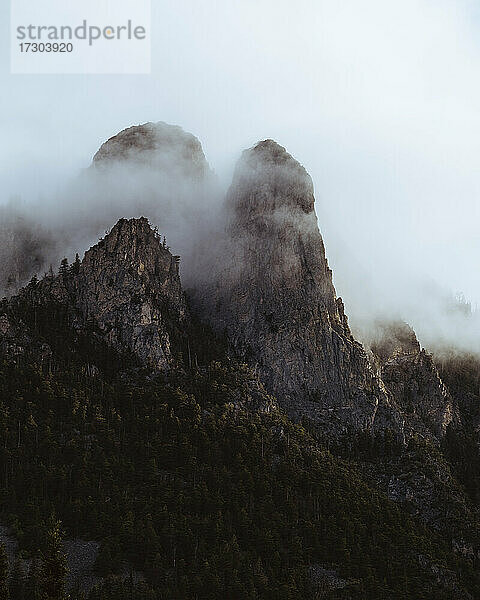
xmin=5 ymin=1 xmax=480 ymax=597
xmin=0 ymin=270 xmax=479 ymax=599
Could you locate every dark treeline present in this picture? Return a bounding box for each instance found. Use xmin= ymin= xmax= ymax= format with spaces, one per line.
xmin=0 ymin=273 xmax=478 ymax=599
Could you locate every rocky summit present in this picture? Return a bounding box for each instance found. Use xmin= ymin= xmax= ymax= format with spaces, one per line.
xmin=0 ymin=216 xmax=188 ymax=372
xmin=92 ymin=121 xmax=210 ymax=180
xmin=208 ymin=139 xmax=403 ymax=439
xmin=75 ymin=217 xmax=187 ymax=370
xmin=370 ymin=321 xmax=458 ymax=442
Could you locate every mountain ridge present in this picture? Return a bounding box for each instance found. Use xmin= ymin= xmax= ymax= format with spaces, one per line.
xmin=0 ymin=122 xmax=479 ymax=598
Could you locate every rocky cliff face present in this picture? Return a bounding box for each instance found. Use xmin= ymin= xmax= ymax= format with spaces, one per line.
xmin=207 ymin=140 xmax=403 ymax=439
xmin=75 ymin=217 xmax=187 ymax=370
xmin=92 ymin=121 xmax=210 ymax=181
xmin=0 ymin=124 xmax=466 ymax=446
xmin=436 ymin=351 xmax=480 ymax=448
xmin=370 ymin=321 xmax=458 ymax=442
xmin=0 ymin=217 xmax=188 ymax=371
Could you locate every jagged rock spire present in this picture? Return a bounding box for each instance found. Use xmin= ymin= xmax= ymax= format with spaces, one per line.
xmin=76 ymin=217 xmax=187 ymax=370
xmin=370 ymin=321 xmax=458 ymax=440
xmin=210 ymin=139 xmax=404 ymax=439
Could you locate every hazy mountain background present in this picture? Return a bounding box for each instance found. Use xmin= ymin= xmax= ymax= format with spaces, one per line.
xmin=1 ymin=1 xmax=480 ymax=353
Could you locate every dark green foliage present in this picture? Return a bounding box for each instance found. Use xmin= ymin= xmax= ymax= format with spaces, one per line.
xmin=58 ymin=259 xmax=69 ymax=278
xmin=9 ymin=557 xmax=25 ymax=600
xmin=0 ymin=354 xmax=477 ymax=599
xmin=86 ymin=576 xmax=157 ymax=600
xmin=437 ymin=352 xmax=480 ymax=504
xmin=71 ymin=254 xmax=81 ymax=276
xmin=39 ymin=519 xmax=67 ymax=600
xmin=0 ymin=543 xmax=9 ymax=599
xmin=0 ymin=294 xmax=478 ymax=599
xmin=25 ymin=558 xmax=42 ymax=600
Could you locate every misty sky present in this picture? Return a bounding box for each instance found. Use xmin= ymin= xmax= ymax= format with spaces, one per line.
xmin=1 ymin=0 xmax=480 ymax=347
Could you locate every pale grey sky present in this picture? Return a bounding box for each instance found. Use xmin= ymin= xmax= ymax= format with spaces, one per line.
xmin=1 ymin=0 xmax=479 ymax=349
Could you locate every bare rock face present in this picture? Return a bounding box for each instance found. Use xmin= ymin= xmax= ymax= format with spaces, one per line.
xmin=92 ymin=121 xmax=209 ymax=180
xmin=370 ymin=321 xmax=458 ymax=441
xmin=209 ymin=140 xmax=404 ymax=439
xmin=1 ymin=217 xmax=188 ymax=371
xmin=436 ymin=351 xmax=480 ymax=451
xmin=370 ymin=321 xmax=420 ymax=361
xmin=75 ymin=217 xmax=187 ymax=369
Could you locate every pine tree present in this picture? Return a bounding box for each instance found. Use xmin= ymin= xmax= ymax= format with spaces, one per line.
xmin=0 ymin=543 xmax=9 ymax=599
xmin=40 ymin=519 xmax=67 ymax=600
xmin=25 ymin=557 xmax=41 ymax=600
xmin=71 ymin=253 xmax=81 ymax=275
xmin=150 ymin=552 xmax=163 ymax=587
xmin=59 ymin=258 xmax=69 ymax=278
xmin=9 ymin=557 xmax=25 ymax=600
xmin=95 ymin=540 xmax=113 ymax=576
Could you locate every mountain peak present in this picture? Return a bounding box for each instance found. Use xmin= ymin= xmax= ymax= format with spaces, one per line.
xmin=209 ymin=141 xmax=404 ymax=440
xmin=93 ymin=216 xmax=169 ymax=264
xmin=249 ymin=138 xmax=298 ymax=162
xmin=92 ymin=121 xmax=209 ymax=179
xmin=82 ymin=216 xmax=182 ymax=284
xmin=230 ymin=139 xmax=314 ymax=217
xmin=370 ymin=320 xmax=457 ymax=440
xmin=371 ymin=320 xmax=421 ymax=362
xmin=75 ymin=217 xmax=187 ymax=370
xmin=247 ymin=139 xmax=309 ymax=172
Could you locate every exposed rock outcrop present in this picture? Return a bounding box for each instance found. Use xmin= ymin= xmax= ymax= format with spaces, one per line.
xmin=207 ymin=140 xmax=404 ymax=439
xmin=0 ymin=217 xmax=188 ymax=371
xmin=75 ymin=217 xmax=187 ymax=370
xmin=370 ymin=321 xmax=458 ymax=441
xmin=436 ymin=350 xmax=480 ymax=446
xmin=92 ymin=121 xmax=210 ymax=181
xmin=0 ymin=126 xmax=465 ymax=447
